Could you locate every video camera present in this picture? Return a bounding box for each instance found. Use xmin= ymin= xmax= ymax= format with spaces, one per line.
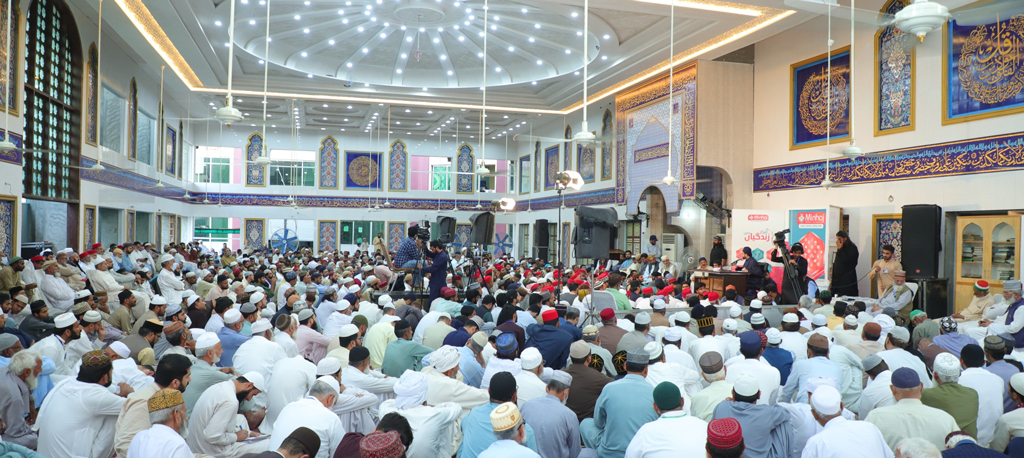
xmin=416 ymin=220 xmax=431 ymax=242
xmin=773 ymin=229 xmax=790 ymax=245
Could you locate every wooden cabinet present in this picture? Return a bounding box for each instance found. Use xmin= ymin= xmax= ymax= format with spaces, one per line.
xmin=954 ymin=215 xmax=1022 ymax=312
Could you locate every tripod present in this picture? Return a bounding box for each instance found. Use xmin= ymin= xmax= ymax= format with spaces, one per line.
xmin=773 ymin=239 xmax=805 ymax=305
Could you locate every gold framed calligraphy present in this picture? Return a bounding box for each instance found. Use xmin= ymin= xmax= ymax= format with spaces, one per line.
xmin=943 ymin=15 xmax=1024 ymax=124
xmin=790 ymin=47 xmax=851 ymax=150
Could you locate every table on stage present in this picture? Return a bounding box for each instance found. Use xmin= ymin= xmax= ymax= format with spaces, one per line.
xmin=702 ymin=270 xmax=750 ymax=296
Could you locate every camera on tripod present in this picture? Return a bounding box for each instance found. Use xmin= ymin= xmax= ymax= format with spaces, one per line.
xmin=416 ymin=221 xmax=431 ymax=242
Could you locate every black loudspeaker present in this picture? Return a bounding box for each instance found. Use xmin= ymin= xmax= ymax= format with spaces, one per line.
xmin=533 ymin=246 xmax=549 ymax=260
xmin=536 ymin=220 xmax=550 ymax=248
xmin=573 ymin=207 xmax=618 ymax=259
xmin=915 ymin=278 xmax=950 ymax=317
xmin=435 ymin=216 xmax=457 ymax=244
xmin=901 ymin=204 xmax=942 ymax=279
xmin=469 ymin=212 xmax=495 ymax=245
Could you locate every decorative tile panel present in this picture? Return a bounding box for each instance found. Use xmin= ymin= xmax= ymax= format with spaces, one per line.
xmin=387 ymin=222 xmax=406 ymax=251
xmin=0 ymin=129 xmax=24 ymax=165
xmin=128 ymin=78 xmax=138 ymax=161
xmin=244 ymin=218 xmax=266 ymax=250
xmin=245 ymin=133 xmax=266 ymax=187
xmin=318 ymin=136 xmax=339 ymax=189
xmin=876 ymin=217 xmax=902 ymax=262
xmin=389 ymin=139 xmax=407 ymax=192
xmin=317 ymin=220 xmax=338 ymax=252
xmin=344 ymin=151 xmax=382 ymax=190
xmin=601 ymin=109 xmax=613 ymax=181
xmin=790 ymin=47 xmax=851 ymax=149
xmin=943 ymin=14 xmax=1024 ymax=124
xmin=0 ymin=195 xmax=16 ymax=259
xmin=577 ymin=140 xmax=596 ymax=183
xmin=126 ymin=209 xmax=135 ymax=242
xmin=564 ymin=125 xmax=572 ymax=171
xmin=456 ymin=143 xmax=474 ymax=194
xmin=86 ymin=43 xmax=97 ymax=145
xmin=164 ymin=125 xmax=176 ymax=178
xmin=875 ymin=0 xmax=914 ymax=135
xmin=561 ymin=222 xmax=571 ymax=266
xmin=453 ymin=223 xmax=472 ymax=250
xmin=544 ymin=145 xmax=559 ymax=190
xmin=83 ymin=205 xmax=96 ymax=251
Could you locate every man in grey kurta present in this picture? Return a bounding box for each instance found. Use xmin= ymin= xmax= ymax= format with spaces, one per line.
xmin=0 ymin=360 xmax=38 ymax=448
xmin=712 ymin=374 xmax=796 ymax=458
xmin=521 ymin=371 xmax=580 ymax=458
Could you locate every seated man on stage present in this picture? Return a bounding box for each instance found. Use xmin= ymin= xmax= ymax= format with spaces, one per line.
xmin=872 ymin=270 xmax=913 ymax=322
xmin=953 ymin=280 xmax=1004 ymax=322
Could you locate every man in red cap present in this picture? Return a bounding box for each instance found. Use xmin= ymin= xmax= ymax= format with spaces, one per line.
xmin=953 ymin=280 xmax=999 ymax=322
xmin=598 ymin=308 xmax=627 ymax=356
xmin=706 ymin=417 xmax=745 ymax=457
xmin=525 ymin=309 xmax=575 ymax=370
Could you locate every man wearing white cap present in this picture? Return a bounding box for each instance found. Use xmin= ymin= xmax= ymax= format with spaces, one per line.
xmin=217 ymin=308 xmax=251 ymax=368
xmin=156 ymin=254 xmax=186 ymax=311
xmin=183 ymin=333 xmax=234 ymax=416
xmin=521 ymin=370 xmax=580 ymax=458
xmin=644 ymin=341 xmax=701 ymax=404
xmin=727 ymin=331 xmax=782 ymax=406
xmin=264 ymin=354 xmax=319 ymax=434
xmin=112 ymin=354 xmax=192 ymax=458
xmin=364 ymin=313 xmax=400 ymax=370
xmin=29 ymin=311 xmax=81 ymax=383
xmin=186 ymin=371 xmax=269 ymax=458
xmin=40 ymin=259 xmax=75 ymax=313
xmin=269 ymin=376 xmax=346 ymax=458
xmin=878 ymin=326 xmax=932 ymax=389
xmin=515 ymin=347 xmax=550 ymax=408
xmin=232 ymin=318 xmax=287 ymax=381
xmin=617 ymin=312 xmax=653 ymax=353
xmin=712 ymin=374 xmax=796 ymax=457
xmin=325 ymin=323 xmax=361 ymax=367
xmin=422 ymin=345 xmax=489 ymax=418
xmin=801 ymin=385 xmax=893 ymax=457
xmin=779 ymin=313 xmax=809 ymax=362
xmin=991 ymin=373 xmax=1024 ymax=452
xmin=380 ymin=370 xmax=462 ymax=458
xmin=921 ymin=353 xmax=980 ymax=439
xmin=982 ymin=279 xmax=1024 ymax=357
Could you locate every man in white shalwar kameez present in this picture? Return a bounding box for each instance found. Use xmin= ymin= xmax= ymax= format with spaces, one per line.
xmin=30 ymin=312 xmax=81 ymax=384
xmin=268 ymin=376 xmax=346 ymax=458
xmin=422 ymin=345 xmax=490 ymax=452
xmin=231 ymin=318 xmax=287 ymax=381
xmin=624 ymin=381 xmax=708 ymax=458
xmin=379 ymin=370 xmax=462 ymax=458
xmin=801 ymin=385 xmax=893 ymax=458
xmin=264 ymin=354 xmax=318 ymax=435
xmin=643 ymin=342 xmax=701 ymax=410
xmin=125 ymin=388 xmax=194 ymax=458
xmin=340 ymin=346 xmax=397 ymax=407
xmin=316 ymin=357 xmax=379 ymax=435
xmin=185 ymin=372 xmax=269 ymax=458
xmin=35 ymin=350 xmax=129 ymax=458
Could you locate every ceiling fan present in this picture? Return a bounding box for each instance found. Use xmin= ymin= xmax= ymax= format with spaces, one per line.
xmin=215 ymin=0 xmax=243 ymax=126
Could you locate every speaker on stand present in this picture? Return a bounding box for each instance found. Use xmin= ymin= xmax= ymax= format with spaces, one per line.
xmin=535 ymin=219 xmax=549 ymax=261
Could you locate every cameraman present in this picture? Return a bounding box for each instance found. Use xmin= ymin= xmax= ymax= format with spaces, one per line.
xmin=769 ymin=241 xmax=808 ymax=305
xmin=422 ymin=240 xmax=450 ymax=307
xmin=394 ymin=226 xmax=423 ymax=269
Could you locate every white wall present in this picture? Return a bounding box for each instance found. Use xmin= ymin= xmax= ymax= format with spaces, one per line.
xmin=750 ymin=13 xmax=1024 ymax=294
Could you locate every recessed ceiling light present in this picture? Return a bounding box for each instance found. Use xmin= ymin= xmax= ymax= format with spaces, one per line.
xmin=347 ymin=105 xmax=353 ymax=109
xmin=574 ymin=71 xmax=579 ymax=75
xmin=396 ymin=69 xmax=402 ymax=74
xmin=384 ymin=22 xmax=389 ymax=26
xmin=357 ymin=26 xmax=364 ymax=32
xmin=576 ymin=31 xmax=583 ymax=36
xmin=416 ymin=122 xmax=421 ymax=125
xmin=307 ymin=74 xmax=313 ymax=78
xmin=345 ymin=1 xmax=351 ymax=4
xmin=366 ymin=5 xmax=372 ymax=9
xmin=440 ymin=55 xmax=447 ymax=60
xmin=249 ymin=19 xmax=256 ymax=25
xmin=338 ymin=10 xmax=344 ymax=15
xmin=304 ymin=1 xmax=310 ymax=5
xmin=363 ymin=10 xmax=369 ymax=15
xmin=601 ymin=55 xmax=608 ymax=60
xmin=209 ymin=102 xmax=215 ymax=106
xmin=419 ymin=27 xmax=425 ymax=32
xmin=362 ymin=47 xmax=369 ymax=53
xmin=493 ymin=15 xmax=499 ymax=21
xmin=458 ymin=36 xmax=465 ymax=41
xmin=371 ymin=17 xmax=377 ymax=22
xmin=224 ymin=42 xmax=230 ymax=47
xmin=490 ymin=25 xmax=496 ymax=30
xmin=447 ymin=70 xmax=453 ymax=75
xmin=272 ymin=124 xmax=276 ymax=127
xmin=603 ymin=34 xmax=610 ymax=40
xmin=565 ymin=49 xmax=571 ymax=54
xmin=571 ymin=12 xmax=578 ymax=17
xmin=531 ymin=81 xmax=537 ymax=85
xmin=401 ymin=25 xmax=407 ymax=30
xmin=380 ymin=33 xmax=387 ymax=38
xmin=428 ymin=111 xmax=433 ymax=114
xmin=478 ymin=32 xmax=484 ymax=37
xmin=432 ymin=38 xmax=439 ymax=43
xmin=422 ymin=87 xmax=428 ymax=91
xmin=301 ymin=51 xmax=308 ymax=57
xmin=468 ymin=15 xmax=475 ymax=20
xmin=294 ymin=15 xmax=300 ymax=20
xmin=401 ymin=53 xmax=407 ymax=58
xmin=344 ymin=118 xmax=349 ymax=121
xmin=329 ymin=39 xmax=335 ymax=45
xmin=259 ymin=59 xmax=265 ymax=64
xmin=453 ymin=25 xmax=459 ymax=30
xmin=322 ymin=117 xmax=327 ymax=120
xmin=342 ymin=19 xmax=348 ymax=23
xmin=215 ymin=20 xmax=222 ymax=26
xmin=529 ymin=37 xmax=535 ymax=42
xmin=464 ymin=21 xmax=470 ymax=25
xmin=508 ymin=46 xmax=514 ymax=52
xmin=503 ymin=115 xmax=508 ymax=118
xmin=405 ymin=109 xmax=411 ymax=113
xmin=477 ymin=52 xmax=484 ymax=58
xmin=406 ymin=37 xmax=413 ymax=42
xmin=346 ymin=62 xmax=352 ymax=67
xmin=396 ymin=121 xmax=401 ymax=125
xmin=495 ymin=67 xmax=501 ymax=72
xmin=438 ymin=27 xmax=444 ymax=32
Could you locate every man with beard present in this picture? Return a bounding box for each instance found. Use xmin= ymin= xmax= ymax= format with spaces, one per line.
xmin=830 ymin=231 xmax=860 ymax=297
xmin=0 ymin=349 xmax=42 ymax=448
xmin=30 ymin=312 xmax=81 ymax=383
xmin=183 ymin=333 xmax=236 ymax=416
xmin=186 ymin=371 xmax=269 ymax=458
xmin=113 ymin=354 xmax=192 ymax=458
xmin=709 ymin=235 xmax=728 ymax=268
xmin=126 ymin=388 xmax=192 ymax=458
xmin=122 ymin=319 xmax=164 ymax=367
xmin=36 ymin=350 xmax=133 ymax=458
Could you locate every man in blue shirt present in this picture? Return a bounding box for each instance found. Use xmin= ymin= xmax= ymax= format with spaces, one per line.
xmin=581 ymin=348 xmax=658 ymax=458
xmin=393 ymin=226 xmax=422 ymax=268
xmin=763 ymin=328 xmax=794 ymax=385
xmin=216 ymin=309 xmax=250 ymax=368
xmin=780 ymin=332 xmax=843 ymax=403
xmin=422 ymin=240 xmax=450 ymax=308
xmin=457 ymin=371 xmax=539 ymax=458
xmin=526 ymin=309 xmax=575 ymax=370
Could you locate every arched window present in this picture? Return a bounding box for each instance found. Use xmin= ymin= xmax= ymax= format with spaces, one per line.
xmin=24 ymin=0 xmax=81 ymax=202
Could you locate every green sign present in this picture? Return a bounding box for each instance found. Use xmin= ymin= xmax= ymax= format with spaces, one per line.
xmin=195 ymin=228 xmax=240 ymax=235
